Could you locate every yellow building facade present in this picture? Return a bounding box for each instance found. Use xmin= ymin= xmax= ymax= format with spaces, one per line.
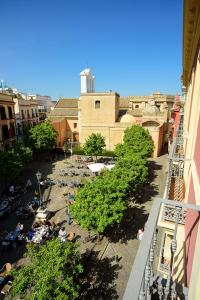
xmin=0 ymin=93 xmax=16 ymax=149
xmin=79 ymin=91 xmax=172 ymax=157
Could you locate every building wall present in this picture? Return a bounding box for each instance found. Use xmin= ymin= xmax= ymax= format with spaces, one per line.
xmin=0 ymin=94 xmax=16 ymax=148
xmin=185 ymin=177 xmax=200 ymax=286
xmin=14 ymin=96 xmax=39 ymax=135
xmin=79 ymin=92 xmax=165 ymax=157
xmin=51 ymin=117 xmax=79 ymax=147
xmin=51 ymin=118 xmax=67 ymax=147
xmin=80 ymin=122 xmax=163 ymax=158
xmin=79 ymin=93 xmax=119 ymax=126
xmin=182 ymin=1 xmax=200 ymax=296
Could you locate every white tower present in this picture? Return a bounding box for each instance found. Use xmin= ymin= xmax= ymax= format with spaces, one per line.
xmin=80 ymin=68 xmax=95 ymax=93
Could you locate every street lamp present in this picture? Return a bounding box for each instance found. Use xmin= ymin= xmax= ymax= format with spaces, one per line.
xmin=70 ymin=131 xmax=74 ymax=155
xmin=36 ymin=170 xmax=42 ymax=206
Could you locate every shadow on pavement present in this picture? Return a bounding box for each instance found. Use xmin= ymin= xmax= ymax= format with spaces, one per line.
xmin=79 ymin=253 xmax=121 ymax=300
xmin=0 ymin=156 xmax=55 ymax=267
xmin=104 ymin=160 xmax=162 ymax=244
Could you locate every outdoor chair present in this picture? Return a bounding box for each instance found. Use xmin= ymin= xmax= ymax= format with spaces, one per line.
xmin=67 ymin=232 xmax=75 ymax=241
xmin=1 ymin=281 xmax=12 ymax=295
xmin=76 ymin=156 xmax=82 ymax=162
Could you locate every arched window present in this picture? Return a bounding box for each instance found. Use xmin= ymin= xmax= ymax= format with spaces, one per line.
xmin=95 ymin=100 xmax=100 ymax=109
xmin=135 ymin=104 xmax=139 ymax=108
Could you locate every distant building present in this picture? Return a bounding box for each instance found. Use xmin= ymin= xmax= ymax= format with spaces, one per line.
xmin=49 ymin=69 xmax=174 ymax=157
xmin=14 ymin=93 xmax=39 ymax=136
xmin=27 ymin=94 xmax=55 ymax=121
xmin=0 ymin=93 xmax=16 ymax=149
xmin=48 ymin=98 xmax=78 ymax=148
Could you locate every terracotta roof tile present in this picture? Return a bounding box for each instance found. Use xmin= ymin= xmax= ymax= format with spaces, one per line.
xmin=55 ymin=98 xmax=78 ymax=108
xmin=49 ymin=108 xmax=78 ymax=117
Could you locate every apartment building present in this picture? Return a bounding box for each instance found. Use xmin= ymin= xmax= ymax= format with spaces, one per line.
xmin=123 ymin=0 xmax=200 ymax=299
xmin=14 ymin=94 xmax=39 ymax=135
xmin=0 ymin=93 xmax=16 ymax=149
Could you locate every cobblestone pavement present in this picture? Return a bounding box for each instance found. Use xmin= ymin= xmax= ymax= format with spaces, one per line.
xmin=0 ymin=153 xmax=168 ymax=299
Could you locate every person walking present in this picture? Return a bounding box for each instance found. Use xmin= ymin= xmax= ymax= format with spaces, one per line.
xmin=137 ymin=227 xmax=144 ymax=241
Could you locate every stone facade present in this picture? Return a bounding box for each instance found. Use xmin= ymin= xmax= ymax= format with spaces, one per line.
xmin=14 ymin=94 xmax=39 ymax=136
xmin=49 ymin=91 xmax=174 ymax=157
xmin=0 ymin=93 xmax=16 ymax=149
xmin=79 ymin=91 xmax=173 ymax=157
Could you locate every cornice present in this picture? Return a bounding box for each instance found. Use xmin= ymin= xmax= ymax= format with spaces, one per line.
xmin=182 ymin=0 xmax=200 ymax=86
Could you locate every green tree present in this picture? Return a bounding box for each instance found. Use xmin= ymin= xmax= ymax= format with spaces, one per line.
xmin=11 ymin=238 xmax=83 ymax=300
xmin=115 ymin=124 xmax=154 ymax=159
xmin=0 ymin=141 xmax=32 ymax=187
xmin=28 ymin=121 xmax=57 ymax=152
xmin=71 ymin=174 xmax=127 ymax=235
xmin=71 ymin=156 xmax=148 ymax=234
xmin=83 ymin=133 xmax=106 ymax=162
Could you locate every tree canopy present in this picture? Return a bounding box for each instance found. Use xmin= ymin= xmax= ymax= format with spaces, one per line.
xmin=71 ymin=156 xmax=148 ymax=234
xmin=0 ymin=141 xmax=32 ymax=186
xmin=115 ymin=124 xmax=154 ymax=158
xmin=71 ymin=125 xmax=152 ymax=235
xmin=83 ymin=133 xmax=106 ymax=161
xmin=28 ymin=121 xmax=57 ymax=151
xmin=12 ymin=238 xmax=83 ymax=300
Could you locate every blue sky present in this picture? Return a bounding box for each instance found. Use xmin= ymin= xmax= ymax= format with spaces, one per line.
xmin=0 ymin=0 xmax=182 ymax=100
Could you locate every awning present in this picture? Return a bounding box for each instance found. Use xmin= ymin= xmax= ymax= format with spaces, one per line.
xmin=87 ymin=163 xmax=115 ymax=173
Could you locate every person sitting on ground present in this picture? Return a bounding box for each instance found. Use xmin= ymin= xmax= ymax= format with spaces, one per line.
xmin=34 ymin=190 xmax=39 ymax=197
xmin=26 ymin=179 xmax=32 ymax=192
xmin=15 ymin=222 xmax=24 ymax=233
xmin=27 ymin=228 xmax=35 ymax=242
xmin=58 ymin=227 xmax=67 ymax=243
xmin=8 ymin=185 xmax=15 ymax=195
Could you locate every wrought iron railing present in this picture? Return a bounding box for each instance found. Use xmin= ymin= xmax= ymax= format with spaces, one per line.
xmin=165 ymin=113 xmax=185 ymax=204
xmin=123 ymin=198 xmax=200 ymax=300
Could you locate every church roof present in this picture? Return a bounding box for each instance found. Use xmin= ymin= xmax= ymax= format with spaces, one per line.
xmin=49 ymin=108 xmax=78 ymax=117
xmin=55 ymin=98 xmax=78 ymax=108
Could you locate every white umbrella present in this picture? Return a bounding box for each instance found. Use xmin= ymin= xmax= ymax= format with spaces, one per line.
xmin=87 ymin=163 xmax=115 ymax=173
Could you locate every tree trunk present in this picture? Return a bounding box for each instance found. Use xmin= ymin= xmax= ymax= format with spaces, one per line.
xmin=97 ymin=232 xmax=103 ymax=243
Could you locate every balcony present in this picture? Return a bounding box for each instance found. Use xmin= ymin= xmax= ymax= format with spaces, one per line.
xmin=123 ymin=111 xmax=200 ymax=299
xmin=123 ymin=198 xmax=200 ymax=300
xmin=165 ymin=113 xmax=185 ymax=202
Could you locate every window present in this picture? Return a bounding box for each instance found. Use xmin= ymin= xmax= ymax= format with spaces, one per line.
xmin=0 ymin=106 xmax=6 ymax=120
xmin=135 ymin=105 xmax=139 ymax=109
xmin=21 ymin=109 xmax=25 ymax=119
xmin=74 ymin=123 xmax=77 ymax=128
xmin=95 ymin=100 xmax=100 ymax=109
xmin=8 ymin=107 xmax=13 ymax=119
xmin=2 ymin=125 xmax=9 ymax=140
